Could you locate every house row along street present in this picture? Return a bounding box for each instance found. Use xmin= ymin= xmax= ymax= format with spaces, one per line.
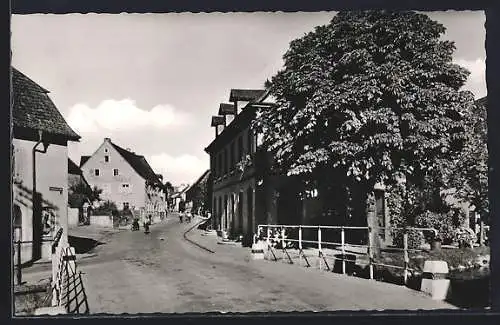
xmin=23 ymin=213 xmax=455 ymax=314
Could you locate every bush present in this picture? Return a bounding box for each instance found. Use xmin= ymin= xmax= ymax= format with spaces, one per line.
xmin=392 ymin=229 xmax=425 ymax=249
xmin=454 ymin=227 xmax=477 ymax=248
xmin=93 ymin=201 xmax=118 ymax=216
xmin=415 ymin=210 xmax=455 ymax=244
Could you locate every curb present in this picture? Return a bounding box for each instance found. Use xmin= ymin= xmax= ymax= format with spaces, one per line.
xmin=183 ymin=217 xmax=216 ymax=254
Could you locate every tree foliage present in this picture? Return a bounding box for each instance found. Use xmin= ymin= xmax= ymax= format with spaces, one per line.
xmin=253 ymin=11 xmax=474 ymax=193
xmin=447 ymin=98 xmax=489 ymax=222
xmin=68 ymin=183 xmax=102 ymax=207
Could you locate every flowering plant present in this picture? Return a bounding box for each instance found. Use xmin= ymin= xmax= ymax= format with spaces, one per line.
xmin=453 ymin=226 xmax=477 ymax=248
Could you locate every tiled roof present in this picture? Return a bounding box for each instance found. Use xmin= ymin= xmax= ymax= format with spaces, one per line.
xmin=12 ymin=67 xmax=80 ymax=141
xmin=218 ymin=103 xmax=236 ymax=115
xmin=80 ymin=156 xmax=90 ymax=167
xmin=229 ymin=89 xmax=266 ymax=102
xmin=68 ymin=158 xmax=82 ymax=175
xmin=110 ymin=141 xmax=162 ymax=185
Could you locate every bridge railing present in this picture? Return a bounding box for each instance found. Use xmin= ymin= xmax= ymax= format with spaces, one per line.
xmin=255 ymin=224 xmax=438 ymax=285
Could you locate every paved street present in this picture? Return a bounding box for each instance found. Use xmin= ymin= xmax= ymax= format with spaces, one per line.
xmin=24 ymin=214 xmax=456 ymax=314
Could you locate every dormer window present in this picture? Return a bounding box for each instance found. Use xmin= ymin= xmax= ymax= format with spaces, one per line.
xmin=104 ymin=155 xmax=109 ymax=162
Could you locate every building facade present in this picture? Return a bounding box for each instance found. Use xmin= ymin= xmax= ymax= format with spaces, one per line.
xmin=205 ymin=88 xmax=392 ymax=247
xmin=12 ymin=67 xmax=81 ymax=263
xmin=205 ymin=89 xmax=293 ymax=245
xmin=80 ymin=138 xmax=166 ymax=221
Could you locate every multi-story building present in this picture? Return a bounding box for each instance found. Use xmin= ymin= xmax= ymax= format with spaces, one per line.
xmin=205 ymin=89 xmax=304 ymax=245
xmin=12 ymin=67 xmax=81 ymax=263
xmin=205 ymin=88 xmax=395 ymax=247
xmin=80 ymin=138 xmax=166 ymax=221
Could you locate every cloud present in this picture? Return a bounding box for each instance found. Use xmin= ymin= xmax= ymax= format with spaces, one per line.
xmin=148 ymin=153 xmax=209 ymax=185
xmin=454 ymin=57 xmax=487 ymax=98
xmin=66 ymin=99 xmax=191 ymax=133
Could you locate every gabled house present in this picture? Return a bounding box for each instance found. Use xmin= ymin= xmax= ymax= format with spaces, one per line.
xmin=171 ymin=184 xmax=190 ymax=212
xmin=12 ymin=67 xmax=81 ymax=264
xmin=80 ymin=138 xmax=166 ymax=221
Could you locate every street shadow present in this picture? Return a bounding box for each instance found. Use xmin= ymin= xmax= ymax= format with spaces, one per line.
xmin=68 ymin=235 xmax=104 ymax=254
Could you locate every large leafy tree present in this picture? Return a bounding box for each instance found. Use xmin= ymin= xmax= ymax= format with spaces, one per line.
xmin=253 ymin=10 xmax=474 ymax=254
xmin=448 ymin=98 xmax=489 ymax=223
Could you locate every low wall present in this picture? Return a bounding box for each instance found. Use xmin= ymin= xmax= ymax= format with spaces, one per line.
xmin=68 ymin=208 xmax=79 ymax=227
xmin=90 ymin=214 xmax=113 ymax=228
xmin=14 ymin=281 xmax=51 ymax=316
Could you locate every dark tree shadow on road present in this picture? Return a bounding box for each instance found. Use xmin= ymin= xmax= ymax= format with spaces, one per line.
xmin=68 ymin=235 xmax=104 ymax=254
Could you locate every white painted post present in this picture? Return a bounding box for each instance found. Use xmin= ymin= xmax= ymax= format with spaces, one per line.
xmin=368 ymin=226 xmax=374 ymax=280
xmin=266 ymin=226 xmax=271 ymax=248
xmin=341 ymin=226 xmax=346 ymax=274
xmin=403 ymin=233 xmax=409 ymax=285
xmin=318 ymin=227 xmax=322 ymax=270
xmin=299 ymin=226 xmax=303 ymax=250
xmin=281 ymin=227 xmax=285 ymax=248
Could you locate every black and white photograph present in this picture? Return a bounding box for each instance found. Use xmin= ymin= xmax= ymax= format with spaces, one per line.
xmin=10 ymin=7 xmax=491 ymax=316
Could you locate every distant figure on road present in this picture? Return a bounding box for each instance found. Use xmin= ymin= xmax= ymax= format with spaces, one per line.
xmin=179 ymin=200 xmax=186 ymax=224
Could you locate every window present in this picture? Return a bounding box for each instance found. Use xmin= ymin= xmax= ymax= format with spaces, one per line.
xmin=223 ymin=148 xmax=228 ymax=174
xmin=120 ymin=183 xmax=131 ymax=193
xmin=94 ymin=169 xmax=100 ymax=176
xmin=230 ymin=142 xmax=235 ymax=170
xmin=247 ymin=128 xmax=253 ymax=154
xmin=113 ymin=169 xmax=119 ymax=176
xmin=104 ymin=148 xmax=109 ymax=153
xmin=123 ymin=202 xmax=130 ymax=210
xmin=237 ymin=136 xmax=243 ymax=160
xmin=218 ymin=152 xmax=223 ymax=176
xmin=104 ymin=155 xmax=109 ymax=162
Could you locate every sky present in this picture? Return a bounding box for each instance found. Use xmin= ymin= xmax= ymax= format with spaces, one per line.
xmin=11 ymin=11 xmax=486 ymax=186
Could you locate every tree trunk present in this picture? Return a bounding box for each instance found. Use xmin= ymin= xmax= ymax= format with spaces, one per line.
xmin=366 ymin=191 xmax=381 ymax=258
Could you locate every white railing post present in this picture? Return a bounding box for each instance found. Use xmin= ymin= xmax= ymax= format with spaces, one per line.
xmin=341 ymin=226 xmax=346 ymax=274
xmin=318 ymin=226 xmax=322 ymax=270
xmin=368 ymin=226 xmax=374 ymax=280
xmin=281 ymin=227 xmax=285 ymax=248
xmin=403 ymin=233 xmax=409 ymax=285
xmin=266 ymin=226 xmax=271 ymax=248
xmin=299 ymin=226 xmax=303 ymax=250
